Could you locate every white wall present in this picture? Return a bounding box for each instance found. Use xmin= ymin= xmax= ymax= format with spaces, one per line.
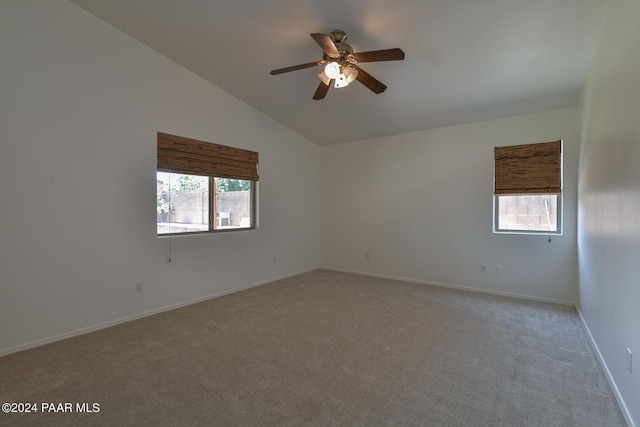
xmin=577 ymin=0 xmax=640 ymax=424
xmin=321 ymin=108 xmax=580 ymax=303
xmin=0 ymin=0 xmax=320 ymax=355
xmin=3 ymin=6 xmax=636 ymax=425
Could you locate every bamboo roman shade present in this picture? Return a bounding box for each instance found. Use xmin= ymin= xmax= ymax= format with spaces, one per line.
xmin=157 ymin=132 xmax=259 ymax=181
xmin=494 ymin=140 xmax=562 ymax=195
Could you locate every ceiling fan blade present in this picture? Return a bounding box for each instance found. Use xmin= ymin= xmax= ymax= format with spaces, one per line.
xmin=353 ymin=48 xmax=405 ymax=63
xmin=354 ymin=65 xmax=387 ymax=94
xmin=310 ymin=33 xmax=340 ymax=58
xmin=270 ymin=61 xmax=324 ymax=75
xmin=312 ymin=80 xmax=332 ymax=100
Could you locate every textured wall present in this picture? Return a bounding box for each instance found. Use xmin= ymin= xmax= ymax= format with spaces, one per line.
xmin=0 ymin=0 xmax=320 ymax=355
xmin=321 ymin=108 xmax=580 ymax=303
xmin=578 ymin=0 xmax=640 ymax=424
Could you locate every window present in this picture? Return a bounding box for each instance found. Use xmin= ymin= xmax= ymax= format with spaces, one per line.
xmin=157 ymin=132 xmax=258 ymax=235
xmin=493 ymin=140 xmax=562 ymax=234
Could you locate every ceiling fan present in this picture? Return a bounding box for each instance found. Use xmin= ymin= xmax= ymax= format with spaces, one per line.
xmin=270 ymin=30 xmax=405 ymax=100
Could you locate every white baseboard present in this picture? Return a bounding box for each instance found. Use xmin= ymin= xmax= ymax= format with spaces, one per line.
xmin=0 ymin=267 xmax=318 ymax=357
xmin=3 ymin=266 xmax=633 ymax=427
xmin=319 ymin=265 xmax=575 ymax=306
xmin=321 ymin=266 xmax=634 ymax=425
xmin=576 ymin=307 xmax=636 ymax=427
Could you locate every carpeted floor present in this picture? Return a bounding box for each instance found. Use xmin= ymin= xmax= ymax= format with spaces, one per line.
xmin=0 ymin=270 xmax=626 ymax=426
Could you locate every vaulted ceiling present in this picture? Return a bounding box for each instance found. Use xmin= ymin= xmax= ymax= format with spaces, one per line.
xmin=70 ymin=0 xmax=607 ymax=146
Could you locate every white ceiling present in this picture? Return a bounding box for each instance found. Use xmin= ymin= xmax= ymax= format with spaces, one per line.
xmin=70 ymin=0 xmax=606 ymax=146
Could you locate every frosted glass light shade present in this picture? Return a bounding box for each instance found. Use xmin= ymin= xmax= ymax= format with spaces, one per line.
xmin=344 ymin=66 xmax=358 ymax=83
xmin=324 ymin=62 xmax=341 ymax=79
xmin=334 ymin=73 xmax=348 ymax=88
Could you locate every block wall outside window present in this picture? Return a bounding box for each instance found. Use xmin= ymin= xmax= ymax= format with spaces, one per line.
xmin=497 ymin=195 xmax=558 ymax=232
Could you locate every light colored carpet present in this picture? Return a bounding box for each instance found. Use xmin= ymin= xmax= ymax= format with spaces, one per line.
xmin=0 ymin=270 xmax=626 ymax=426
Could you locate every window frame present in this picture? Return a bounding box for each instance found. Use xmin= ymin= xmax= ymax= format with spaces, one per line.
xmin=493 ymin=193 xmax=562 ymax=235
xmin=157 ymin=173 xmax=257 ymax=237
xmin=156 ymin=132 xmax=258 ymax=237
xmin=493 ymin=140 xmax=563 ymax=236
xmin=212 ymin=177 xmax=257 ymax=234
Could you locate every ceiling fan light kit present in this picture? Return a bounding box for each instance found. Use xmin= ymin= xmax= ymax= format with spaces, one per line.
xmin=317 ymin=70 xmax=331 ymax=86
xmin=334 ymin=72 xmax=349 ymax=88
xmin=324 ymin=61 xmax=341 ymax=79
xmin=270 ymin=29 xmax=405 ymax=100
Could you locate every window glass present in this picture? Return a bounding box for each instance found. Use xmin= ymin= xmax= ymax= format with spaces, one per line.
xmin=157 ymin=173 xmax=255 ymax=235
xmin=157 ymin=172 xmax=209 ymax=235
xmin=214 ymin=178 xmax=253 ymax=229
xmin=495 ymin=194 xmax=560 ymax=233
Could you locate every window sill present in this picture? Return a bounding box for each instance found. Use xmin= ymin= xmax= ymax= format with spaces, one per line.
xmin=493 ymin=230 xmax=563 ymax=236
xmin=157 ymin=227 xmax=256 ymax=238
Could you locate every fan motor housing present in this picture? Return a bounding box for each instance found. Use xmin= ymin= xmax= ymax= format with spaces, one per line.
xmin=334 ymin=41 xmax=353 ymax=55
xmin=329 ymin=29 xmax=348 ymax=43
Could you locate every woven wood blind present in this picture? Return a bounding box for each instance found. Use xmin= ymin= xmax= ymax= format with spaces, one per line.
xmin=157 ymin=132 xmax=259 ymax=181
xmin=494 ymin=140 xmax=561 ymax=195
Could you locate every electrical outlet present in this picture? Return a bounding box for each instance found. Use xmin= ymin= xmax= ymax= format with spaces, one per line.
xmin=273 ymin=256 xmax=277 ymax=264
xmin=135 ymin=282 xmax=143 ymax=293
xmin=627 ymin=348 xmax=632 ymax=373
xmin=493 ymin=265 xmax=501 ymax=275
xmin=366 ymin=253 xmax=370 ymax=260
xmin=481 ymin=264 xmax=486 ymax=273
